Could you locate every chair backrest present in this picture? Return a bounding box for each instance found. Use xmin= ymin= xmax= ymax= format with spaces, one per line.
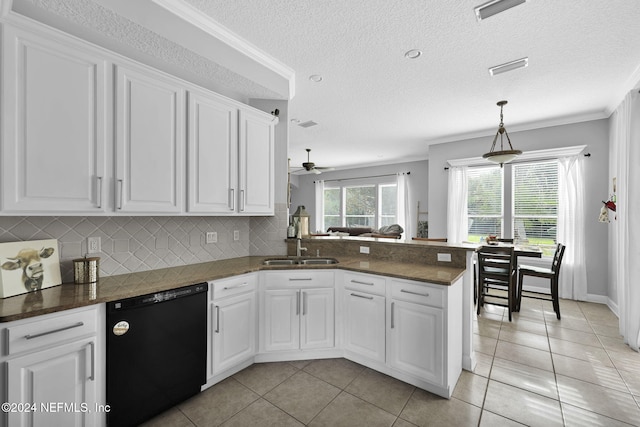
xmin=551 ymin=244 xmax=566 ymax=276
xmin=477 ymin=245 xmax=516 ymax=275
xmin=412 ymin=237 xmax=447 ymax=242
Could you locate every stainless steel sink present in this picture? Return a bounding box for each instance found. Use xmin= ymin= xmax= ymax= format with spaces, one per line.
xmin=262 ymin=259 xmax=298 ymax=266
xmin=299 ymin=258 xmax=339 ymax=265
xmin=262 ymin=258 xmax=339 ymax=266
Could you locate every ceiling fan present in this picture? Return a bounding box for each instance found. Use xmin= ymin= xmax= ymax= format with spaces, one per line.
xmin=292 ymin=149 xmax=334 ymax=174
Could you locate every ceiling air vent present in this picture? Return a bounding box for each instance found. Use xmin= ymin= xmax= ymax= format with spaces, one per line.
xmin=489 ymin=57 xmax=529 ymax=76
xmin=298 ymin=120 xmax=318 ymax=128
xmin=475 ymin=0 xmax=526 ymax=21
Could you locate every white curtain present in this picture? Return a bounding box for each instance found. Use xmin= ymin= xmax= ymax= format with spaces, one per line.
xmin=557 ymin=155 xmax=588 ymax=300
xmin=314 ymin=180 xmax=325 ymax=233
xmin=611 ymin=90 xmax=640 ymax=351
xmin=447 ymin=166 xmax=468 ymax=243
xmin=396 ymin=173 xmax=412 ymax=238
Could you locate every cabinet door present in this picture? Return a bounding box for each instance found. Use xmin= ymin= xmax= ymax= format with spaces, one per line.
xmin=1 ymin=26 xmax=107 ymax=213
xmin=6 ymin=338 xmax=97 ymax=427
xmin=388 ymin=299 xmax=443 ymax=385
xmin=212 ymin=292 xmax=256 ymax=375
xmin=115 ymin=65 xmax=185 ymax=213
xmin=344 ymin=291 xmax=386 ymax=362
xmin=187 ymin=91 xmax=238 ymax=213
xmin=238 ymin=109 xmax=274 ymax=215
xmin=300 ymin=288 xmax=334 ymax=350
xmin=263 ymin=289 xmax=299 ymax=352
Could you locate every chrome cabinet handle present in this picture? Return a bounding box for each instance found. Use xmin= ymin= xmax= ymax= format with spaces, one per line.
xmin=351 ymin=279 xmax=374 ymax=286
xmin=24 ymin=322 xmax=84 ymax=340
xmin=96 ymin=176 xmax=103 ymax=208
xmin=351 ymin=293 xmax=374 ymax=300
xmin=215 ymin=306 xmax=220 ymax=333
xmin=117 ymin=179 xmax=124 ymax=210
xmin=240 ymin=190 xmax=245 ymax=211
xmin=229 ymin=188 xmax=235 ymax=211
xmin=296 ymin=291 xmax=300 ymax=315
xmin=400 ymin=289 xmax=430 ymax=297
xmin=223 ymin=282 xmax=249 ymax=290
xmin=391 ymin=302 xmax=395 ymax=329
xmin=88 ymin=341 xmax=95 ymax=381
xmin=289 ymin=278 xmax=313 ymax=281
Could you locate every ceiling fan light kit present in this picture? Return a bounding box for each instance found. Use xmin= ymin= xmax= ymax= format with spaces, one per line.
xmin=482 ymin=100 xmax=522 ymax=166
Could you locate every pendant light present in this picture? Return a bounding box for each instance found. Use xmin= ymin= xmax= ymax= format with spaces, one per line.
xmin=482 ymin=100 xmax=522 ymax=166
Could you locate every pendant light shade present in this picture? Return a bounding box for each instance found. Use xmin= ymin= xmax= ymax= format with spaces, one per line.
xmin=482 ymin=100 xmax=522 ymax=166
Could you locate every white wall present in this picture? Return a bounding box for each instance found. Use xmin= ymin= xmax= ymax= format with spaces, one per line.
xmin=290 ymin=160 xmax=429 ymax=234
xmin=428 ymin=118 xmax=610 ymax=298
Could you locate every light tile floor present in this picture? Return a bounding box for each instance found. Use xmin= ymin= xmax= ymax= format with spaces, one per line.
xmin=142 ymin=299 xmax=640 ymax=426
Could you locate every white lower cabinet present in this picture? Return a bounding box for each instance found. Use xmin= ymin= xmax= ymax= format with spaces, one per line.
xmin=343 ymin=272 xmax=386 ymax=363
xmin=388 ymin=299 xmax=443 ymax=384
xmin=207 ymin=274 xmax=257 ymax=383
xmin=0 ymin=305 xmax=105 ymax=427
xmin=261 ymin=271 xmax=335 ymax=354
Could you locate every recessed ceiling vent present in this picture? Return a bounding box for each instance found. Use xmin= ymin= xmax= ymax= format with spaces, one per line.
xmin=489 ymin=57 xmax=529 ymax=76
xmin=298 ymin=120 xmax=318 ymax=128
xmin=475 ymin=0 xmax=526 ymax=21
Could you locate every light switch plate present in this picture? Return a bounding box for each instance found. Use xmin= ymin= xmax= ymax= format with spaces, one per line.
xmin=233 ymin=230 xmax=240 ymax=241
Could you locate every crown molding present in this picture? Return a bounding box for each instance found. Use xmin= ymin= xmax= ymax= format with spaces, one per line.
xmin=151 ymin=0 xmax=295 ymax=98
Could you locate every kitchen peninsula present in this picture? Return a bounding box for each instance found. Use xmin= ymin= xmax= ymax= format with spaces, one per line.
xmin=0 ymin=238 xmax=477 ymax=426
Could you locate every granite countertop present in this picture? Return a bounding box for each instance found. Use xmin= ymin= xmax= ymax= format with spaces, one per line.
xmin=0 ymin=255 xmax=465 ymax=323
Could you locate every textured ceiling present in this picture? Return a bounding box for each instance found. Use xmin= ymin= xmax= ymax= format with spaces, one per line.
xmin=185 ymin=0 xmax=640 ymax=170
xmin=15 ymin=0 xmax=640 ymax=171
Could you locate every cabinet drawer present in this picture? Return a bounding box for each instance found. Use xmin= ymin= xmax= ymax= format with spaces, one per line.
xmin=211 ymin=273 xmax=257 ymax=300
xmin=5 ymin=306 xmax=97 ymax=356
xmin=343 ymin=272 xmax=386 ymax=296
xmin=263 ymin=270 xmax=334 ymax=289
xmin=390 ymin=279 xmax=445 ymax=308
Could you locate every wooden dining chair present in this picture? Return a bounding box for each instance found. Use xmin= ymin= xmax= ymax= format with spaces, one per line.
xmin=411 ymin=237 xmax=447 ymax=242
xmin=477 ymin=245 xmax=517 ymax=321
xmin=517 ymin=243 xmax=566 ymax=319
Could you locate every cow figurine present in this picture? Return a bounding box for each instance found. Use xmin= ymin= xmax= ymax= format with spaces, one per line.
xmin=1 ymin=247 xmax=56 ymax=292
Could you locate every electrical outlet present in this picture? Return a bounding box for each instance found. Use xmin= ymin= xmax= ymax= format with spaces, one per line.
xmin=360 ymin=246 xmax=370 ymax=254
xmin=205 ymin=232 xmax=217 ymax=244
xmin=87 ymin=237 xmax=101 ymax=254
xmin=233 ymin=230 xmax=240 ymax=241
xmin=437 ymin=253 xmax=452 ymax=262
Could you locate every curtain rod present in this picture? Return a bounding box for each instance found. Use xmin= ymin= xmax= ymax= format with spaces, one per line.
xmin=314 ymin=171 xmax=410 ymax=183
xmin=443 ymin=153 xmax=591 ymax=170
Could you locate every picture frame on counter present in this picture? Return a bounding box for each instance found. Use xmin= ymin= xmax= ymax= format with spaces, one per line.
xmin=0 ymin=239 xmax=62 ymax=298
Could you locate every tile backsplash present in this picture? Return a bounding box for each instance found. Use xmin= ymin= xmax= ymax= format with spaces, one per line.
xmin=0 ymin=203 xmax=288 ymax=283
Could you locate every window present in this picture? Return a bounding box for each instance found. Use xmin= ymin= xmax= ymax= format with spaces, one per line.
xmin=467 ymin=160 xmax=559 ymax=255
xmin=467 ymin=166 xmax=503 ymax=242
xmin=322 ymin=179 xmax=398 ymax=230
xmin=513 ymin=161 xmax=558 ymax=255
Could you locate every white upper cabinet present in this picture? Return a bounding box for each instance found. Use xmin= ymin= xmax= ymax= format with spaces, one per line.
xmin=1 ymin=25 xmax=108 ymax=214
xmin=0 ymin=21 xmax=276 ymax=216
xmin=114 ymin=64 xmax=185 ymax=213
xmin=187 ymin=90 xmax=238 ymax=213
xmin=238 ymin=109 xmax=275 ymax=215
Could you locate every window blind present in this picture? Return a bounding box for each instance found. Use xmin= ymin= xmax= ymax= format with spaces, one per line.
xmin=513 ymin=160 xmax=558 ymax=244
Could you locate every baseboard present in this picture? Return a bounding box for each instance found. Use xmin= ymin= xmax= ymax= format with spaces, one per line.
xmin=607 ymin=298 xmax=620 ymax=317
xmin=585 ymin=293 xmax=609 ymax=305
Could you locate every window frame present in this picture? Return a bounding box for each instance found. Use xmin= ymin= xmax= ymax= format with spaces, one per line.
xmin=322 ymin=176 xmax=398 ymax=231
xmin=466 ymin=159 xmax=559 ymax=256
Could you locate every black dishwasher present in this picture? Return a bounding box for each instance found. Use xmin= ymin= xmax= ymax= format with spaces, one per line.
xmin=106 ymin=283 xmax=207 ymax=427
